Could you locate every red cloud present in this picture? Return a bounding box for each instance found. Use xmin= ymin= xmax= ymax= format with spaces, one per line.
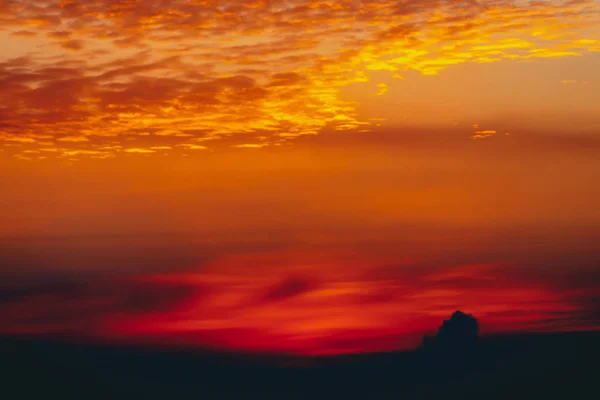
xmin=1 ymin=249 xmax=597 ymax=354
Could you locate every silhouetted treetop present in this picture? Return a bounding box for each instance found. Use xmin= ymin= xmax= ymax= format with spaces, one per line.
xmin=422 ymin=310 xmax=479 ymax=352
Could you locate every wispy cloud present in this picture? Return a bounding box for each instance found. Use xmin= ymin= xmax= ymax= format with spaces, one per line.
xmin=472 ymin=130 xmax=497 ymax=140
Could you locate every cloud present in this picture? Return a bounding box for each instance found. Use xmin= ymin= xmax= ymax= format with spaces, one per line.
xmin=260 ymin=276 xmax=318 ymax=303
xmin=178 ymin=144 xmax=208 ymax=150
xmin=234 ymin=143 xmax=268 ymax=149
xmin=0 ymin=277 xmax=199 ymax=334
xmin=375 ymin=83 xmax=388 ymax=96
xmin=471 ymin=130 xmax=497 ymax=140
xmin=1 ymin=247 xmax=596 ymax=354
xmin=10 ymin=30 xmax=38 ymax=38
xmin=124 ymin=148 xmax=155 ymax=154
xmin=1 ymin=0 xmax=599 ymax=158
xmin=57 ymin=136 xmax=90 ymax=143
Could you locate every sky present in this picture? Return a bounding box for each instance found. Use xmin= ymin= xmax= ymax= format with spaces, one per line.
xmin=1 ymin=0 xmax=599 ymax=355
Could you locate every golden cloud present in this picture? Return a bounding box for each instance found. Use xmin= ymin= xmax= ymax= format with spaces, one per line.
xmin=1 ymin=0 xmax=599 ymax=159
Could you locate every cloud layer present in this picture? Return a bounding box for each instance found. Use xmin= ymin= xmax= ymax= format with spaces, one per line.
xmin=1 ymin=0 xmax=599 ymax=159
xmin=1 ymin=248 xmax=598 ymax=354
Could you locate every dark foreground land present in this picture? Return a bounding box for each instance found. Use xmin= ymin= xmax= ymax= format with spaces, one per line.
xmin=1 ymin=331 xmax=598 ymax=399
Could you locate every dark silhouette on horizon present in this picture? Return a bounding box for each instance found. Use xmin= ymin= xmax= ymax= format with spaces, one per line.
xmin=422 ymin=310 xmax=479 ymax=354
xmin=1 ymin=311 xmax=597 ymax=399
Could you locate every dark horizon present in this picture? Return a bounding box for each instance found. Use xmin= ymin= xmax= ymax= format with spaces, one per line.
xmin=2 ymin=313 xmax=598 ymax=399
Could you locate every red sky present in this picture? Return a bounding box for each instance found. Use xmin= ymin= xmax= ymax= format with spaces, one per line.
xmin=1 ymin=0 xmax=599 ymax=354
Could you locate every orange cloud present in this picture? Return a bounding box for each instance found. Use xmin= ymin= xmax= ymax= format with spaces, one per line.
xmin=472 ymin=130 xmax=497 ymax=140
xmin=1 ymin=0 xmax=599 ymax=159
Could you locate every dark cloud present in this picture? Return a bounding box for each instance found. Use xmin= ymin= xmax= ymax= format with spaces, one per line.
xmin=261 ymin=276 xmax=318 ymax=303
xmin=0 ymin=280 xmax=84 ymax=303
xmin=0 ymin=274 xmax=200 ymax=333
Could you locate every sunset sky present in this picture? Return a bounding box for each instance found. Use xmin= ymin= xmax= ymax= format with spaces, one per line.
xmin=1 ymin=0 xmax=599 ymax=355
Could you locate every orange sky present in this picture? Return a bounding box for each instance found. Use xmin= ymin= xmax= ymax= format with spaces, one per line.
xmin=1 ymin=0 xmax=599 ymax=354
